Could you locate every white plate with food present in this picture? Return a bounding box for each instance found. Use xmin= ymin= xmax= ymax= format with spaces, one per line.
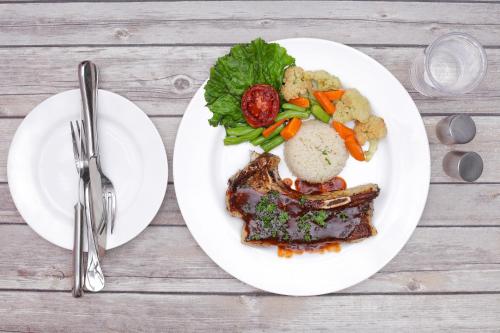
xmin=8 ymin=89 xmax=168 ymax=250
xmin=174 ymin=38 xmax=430 ymax=295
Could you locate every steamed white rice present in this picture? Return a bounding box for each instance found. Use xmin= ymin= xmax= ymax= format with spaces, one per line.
xmin=284 ymin=120 xmax=348 ymax=183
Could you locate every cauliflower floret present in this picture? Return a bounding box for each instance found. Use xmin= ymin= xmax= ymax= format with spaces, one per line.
xmin=354 ymin=115 xmax=387 ymax=161
xmin=354 ymin=115 xmax=387 ymax=145
xmin=333 ymin=89 xmax=371 ymax=123
xmin=281 ymin=66 xmax=308 ymax=101
xmin=304 ymin=70 xmax=341 ymax=91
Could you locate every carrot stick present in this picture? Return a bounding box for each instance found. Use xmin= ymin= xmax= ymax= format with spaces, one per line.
xmin=313 ymin=91 xmax=335 ymax=115
xmin=345 ymin=136 xmax=365 ymax=161
xmin=332 ymin=121 xmax=355 ymax=140
xmin=280 ymin=118 xmax=302 ymax=140
xmin=262 ymin=119 xmax=286 ymax=138
xmin=289 ymin=97 xmax=310 ymax=108
xmin=324 ymin=90 xmax=345 ymax=101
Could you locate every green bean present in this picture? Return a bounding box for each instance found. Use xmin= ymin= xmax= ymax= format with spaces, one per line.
xmin=311 ymin=105 xmax=331 ymax=123
xmin=226 ymin=125 xmax=254 ymax=137
xmin=275 ymin=110 xmax=309 ymax=122
xmin=251 ymin=123 xmax=285 ymax=146
xmin=224 ymin=128 xmax=264 ymax=145
xmin=251 ymin=135 xmax=267 ymax=146
xmin=261 ymin=136 xmax=285 ymax=152
xmin=282 ymin=103 xmax=307 ymax=112
xmin=267 ymin=124 xmax=286 ymax=139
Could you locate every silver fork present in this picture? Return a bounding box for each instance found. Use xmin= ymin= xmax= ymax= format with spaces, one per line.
xmin=70 ymin=120 xmax=105 ymax=292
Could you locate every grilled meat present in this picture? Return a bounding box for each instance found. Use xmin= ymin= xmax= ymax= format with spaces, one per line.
xmin=226 ymin=153 xmax=380 ymax=249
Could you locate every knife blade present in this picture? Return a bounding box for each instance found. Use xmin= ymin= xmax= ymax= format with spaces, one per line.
xmin=88 ymin=156 xmax=105 ymax=255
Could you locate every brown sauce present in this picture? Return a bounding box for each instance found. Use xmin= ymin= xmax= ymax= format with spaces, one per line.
xmin=277 ymin=242 xmax=341 ymax=258
xmin=228 ymin=187 xmax=369 ymax=256
xmin=295 ymin=177 xmax=346 ymax=195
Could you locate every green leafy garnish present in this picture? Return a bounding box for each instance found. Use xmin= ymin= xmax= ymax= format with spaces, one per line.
xmin=204 ymin=38 xmax=295 ymax=127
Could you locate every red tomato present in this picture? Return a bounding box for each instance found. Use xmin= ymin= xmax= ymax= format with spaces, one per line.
xmin=241 ymin=84 xmax=280 ymax=128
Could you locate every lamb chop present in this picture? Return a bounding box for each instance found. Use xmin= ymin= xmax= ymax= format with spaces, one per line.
xmin=226 ymin=152 xmax=380 ymax=251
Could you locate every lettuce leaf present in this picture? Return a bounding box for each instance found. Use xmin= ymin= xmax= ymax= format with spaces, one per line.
xmin=204 ymin=38 xmax=295 ymax=127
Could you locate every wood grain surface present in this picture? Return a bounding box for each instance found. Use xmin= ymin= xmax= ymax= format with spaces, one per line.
xmin=1 ymin=1 xmax=499 ymax=332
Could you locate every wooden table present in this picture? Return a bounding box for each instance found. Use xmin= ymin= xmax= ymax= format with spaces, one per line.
xmin=1 ymin=1 xmax=499 ymax=331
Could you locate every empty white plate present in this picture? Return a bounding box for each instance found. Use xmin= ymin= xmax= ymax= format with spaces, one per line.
xmin=8 ymin=89 xmax=168 ymax=250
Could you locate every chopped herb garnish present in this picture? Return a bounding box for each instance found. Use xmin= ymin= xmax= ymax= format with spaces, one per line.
xmin=299 ymin=210 xmax=329 ymax=227
xmin=324 ymin=157 xmax=331 ymax=165
xmin=254 ymin=192 xmax=290 ymax=239
xmin=278 ymin=211 xmax=289 ymax=224
xmin=312 ymin=210 xmax=328 ymax=227
xmin=298 ymin=196 xmax=307 ymax=206
xmin=297 ymin=217 xmax=312 ymax=242
xmin=267 ymin=190 xmax=279 ymax=200
xmin=338 ymin=211 xmax=348 ymax=221
xmin=247 ymin=234 xmax=261 ymax=241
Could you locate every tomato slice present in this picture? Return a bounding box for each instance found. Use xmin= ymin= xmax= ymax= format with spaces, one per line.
xmin=241 ymin=84 xmax=280 ymax=128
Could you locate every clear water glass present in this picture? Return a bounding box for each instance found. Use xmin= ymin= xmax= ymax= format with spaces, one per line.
xmin=410 ymin=33 xmax=487 ymax=97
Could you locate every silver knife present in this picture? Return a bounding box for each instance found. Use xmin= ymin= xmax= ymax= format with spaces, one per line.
xmin=78 ymin=61 xmax=106 ymax=255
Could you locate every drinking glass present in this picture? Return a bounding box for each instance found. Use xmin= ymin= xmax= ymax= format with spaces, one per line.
xmin=410 ymin=33 xmax=487 ymax=97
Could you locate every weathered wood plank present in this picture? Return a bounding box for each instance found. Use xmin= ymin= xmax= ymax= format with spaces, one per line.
xmin=1 ymin=292 xmax=499 ymax=332
xmin=2 ymin=183 xmax=500 ymax=226
xmin=1 ymin=2 xmax=500 ymax=46
xmin=0 ymin=46 xmax=499 ymax=117
xmin=1 ymin=224 xmax=499 ymax=293
xmin=1 ymin=116 xmax=500 ymax=183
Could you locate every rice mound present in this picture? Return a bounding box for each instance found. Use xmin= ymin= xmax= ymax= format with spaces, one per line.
xmin=284 ymin=120 xmax=348 ymax=183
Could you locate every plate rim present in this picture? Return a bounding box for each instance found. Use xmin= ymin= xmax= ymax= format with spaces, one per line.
xmin=174 ymin=37 xmax=430 ymax=295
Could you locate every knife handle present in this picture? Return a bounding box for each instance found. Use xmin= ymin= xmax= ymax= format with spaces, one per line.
xmin=83 ymin=181 xmax=105 ymax=292
xmin=72 ymin=203 xmax=84 ymax=298
xmin=78 ymin=61 xmax=99 ymax=158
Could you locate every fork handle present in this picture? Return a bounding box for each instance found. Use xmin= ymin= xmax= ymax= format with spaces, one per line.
xmin=72 ymin=203 xmax=84 ymax=297
xmin=78 ymin=61 xmax=99 ymax=158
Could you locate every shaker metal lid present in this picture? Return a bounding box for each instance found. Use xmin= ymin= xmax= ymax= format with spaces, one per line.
xmin=449 ymin=115 xmax=476 ymax=144
xmin=458 ymin=152 xmax=483 ymax=182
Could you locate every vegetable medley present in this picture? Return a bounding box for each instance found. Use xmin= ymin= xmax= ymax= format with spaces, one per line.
xmin=204 ymin=38 xmax=387 ymax=161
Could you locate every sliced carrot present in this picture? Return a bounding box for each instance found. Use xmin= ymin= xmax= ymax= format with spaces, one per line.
xmin=345 ymin=136 xmax=365 ymax=161
xmin=289 ymin=97 xmax=310 ymax=108
xmin=332 ymin=121 xmax=355 ymax=140
xmin=324 ymin=90 xmax=345 ymax=101
xmin=280 ymin=118 xmax=302 ymax=140
xmin=313 ymin=91 xmax=335 ymax=115
xmin=262 ymin=119 xmax=286 ymax=138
